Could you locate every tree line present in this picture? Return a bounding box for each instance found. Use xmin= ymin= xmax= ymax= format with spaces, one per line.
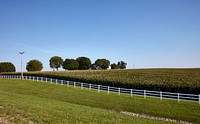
xmin=49 ymin=56 xmax=127 ymax=71
xmin=0 ymin=56 xmax=127 ymax=72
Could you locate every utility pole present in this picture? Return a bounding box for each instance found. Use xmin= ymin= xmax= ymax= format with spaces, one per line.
xmin=19 ymin=52 xmax=25 ymax=79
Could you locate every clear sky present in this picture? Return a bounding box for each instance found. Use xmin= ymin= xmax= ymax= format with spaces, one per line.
xmin=0 ymin=0 xmax=200 ymax=71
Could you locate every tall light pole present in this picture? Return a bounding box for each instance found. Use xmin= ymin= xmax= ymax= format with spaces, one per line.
xmin=19 ymin=52 xmax=25 ymax=79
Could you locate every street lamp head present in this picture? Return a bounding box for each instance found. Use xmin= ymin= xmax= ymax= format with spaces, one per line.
xmin=19 ymin=52 xmax=25 ymax=54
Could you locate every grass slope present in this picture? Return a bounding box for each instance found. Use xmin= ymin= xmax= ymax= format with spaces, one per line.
xmin=0 ymin=79 xmax=199 ymax=123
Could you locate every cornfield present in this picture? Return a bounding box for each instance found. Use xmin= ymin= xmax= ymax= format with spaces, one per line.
xmin=2 ymin=68 xmax=200 ymax=94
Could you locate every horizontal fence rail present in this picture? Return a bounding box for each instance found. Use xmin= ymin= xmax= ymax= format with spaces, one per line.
xmin=0 ymin=75 xmax=200 ymax=104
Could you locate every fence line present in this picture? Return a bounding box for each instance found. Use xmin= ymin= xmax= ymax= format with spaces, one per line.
xmin=0 ymin=75 xmax=200 ymax=104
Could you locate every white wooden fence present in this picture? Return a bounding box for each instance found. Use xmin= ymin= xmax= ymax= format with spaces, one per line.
xmin=1 ymin=75 xmax=200 ymax=104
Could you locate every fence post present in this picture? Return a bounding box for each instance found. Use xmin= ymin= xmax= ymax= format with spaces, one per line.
xmin=67 ymin=81 xmax=69 ymax=87
xmin=37 ymin=77 xmax=38 ymax=82
xmin=160 ymin=91 xmax=162 ymax=100
xmin=56 ymin=79 xmax=57 ymax=85
xmin=144 ymin=90 xmax=146 ymax=98
xmin=46 ymin=78 xmax=47 ymax=83
xmin=41 ymin=77 xmax=43 ymax=82
xmin=89 ymin=84 xmax=91 ymax=90
xmin=118 ymin=88 xmax=120 ymax=95
xmin=98 ymin=85 xmax=100 ymax=93
xmin=81 ymin=83 xmax=83 ymax=89
xmin=178 ymin=93 xmax=180 ymax=102
xmin=61 ymin=80 xmax=63 ymax=85
xmin=108 ymin=86 xmax=110 ymax=94
xmin=131 ymin=89 xmax=133 ymax=97
xmin=51 ymin=79 xmax=52 ymax=84
xmin=199 ymin=95 xmax=200 ymax=105
xmin=74 ymin=82 xmax=76 ymax=88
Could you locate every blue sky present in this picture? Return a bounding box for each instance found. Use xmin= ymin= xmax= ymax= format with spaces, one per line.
xmin=0 ymin=0 xmax=200 ymax=71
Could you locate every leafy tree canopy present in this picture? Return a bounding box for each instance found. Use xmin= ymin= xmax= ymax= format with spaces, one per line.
xmin=76 ymin=57 xmax=91 ymax=70
xmin=26 ymin=59 xmax=43 ymax=72
xmin=49 ymin=56 xmax=63 ymax=71
xmin=0 ymin=62 xmax=16 ymax=73
xmin=111 ymin=63 xmax=118 ymax=69
xmin=117 ymin=61 xmax=127 ymax=69
xmin=62 ymin=59 xmax=79 ymax=70
xmin=95 ymin=59 xmax=110 ymax=69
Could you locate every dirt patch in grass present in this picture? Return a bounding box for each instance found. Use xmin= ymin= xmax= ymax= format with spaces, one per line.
xmin=0 ymin=116 xmax=12 ymax=124
xmin=121 ymin=111 xmax=193 ymax=124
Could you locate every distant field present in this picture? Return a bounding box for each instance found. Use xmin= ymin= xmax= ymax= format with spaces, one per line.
xmin=2 ymin=68 xmax=200 ymax=94
xmin=0 ymin=79 xmax=200 ymax=123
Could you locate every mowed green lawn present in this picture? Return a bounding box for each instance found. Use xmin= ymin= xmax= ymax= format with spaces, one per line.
xmin=0 ymin=79 xmax=199 ymax=123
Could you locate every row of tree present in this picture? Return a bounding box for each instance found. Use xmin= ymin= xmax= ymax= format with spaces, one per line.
xmin=49 ymin=56 xmax=127 ymax=71
xmin=0 ymin=56 xmax=127 ymax=72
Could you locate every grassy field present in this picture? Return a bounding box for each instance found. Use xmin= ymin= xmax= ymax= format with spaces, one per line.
xmin=4 ymin=68 xmax=200 ymax=94
xmin=0 ymin=79 xmax=200 ymax=123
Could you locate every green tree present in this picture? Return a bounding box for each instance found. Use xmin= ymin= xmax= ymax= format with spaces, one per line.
xmin=0 ymin=62 xmax=16 ymax=72
xmin=62 ymin=59 xmax=79 ymax=70
xmin=95 ymin=59 xmax=110 ymax=69
xmin=76 ymin=57 xmax=91 ymax=70
xmin=26 ymin=60 xmax=43 ymax=72
xmin=49 ymin=56 xmax=63 ymax=71
xmin=111 ymin=63 xmax=118 ymax=69
xmin=117 ymin=61 xmax=127 ymax=69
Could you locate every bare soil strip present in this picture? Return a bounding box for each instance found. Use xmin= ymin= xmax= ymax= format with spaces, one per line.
xmin=120 ymin=111 xmax=193 ymax=124
xmin=0 ymin=117 xmax=10 ymax=124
